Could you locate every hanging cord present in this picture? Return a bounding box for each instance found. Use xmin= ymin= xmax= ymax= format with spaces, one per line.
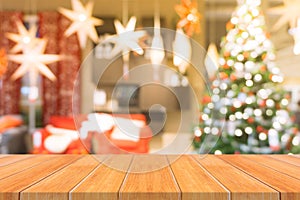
xmin=122 ymin=0 xmax=128 ymax=25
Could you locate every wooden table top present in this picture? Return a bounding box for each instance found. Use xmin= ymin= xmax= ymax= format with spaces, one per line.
xmin=0 ymin=154 xmax=299 ymax=200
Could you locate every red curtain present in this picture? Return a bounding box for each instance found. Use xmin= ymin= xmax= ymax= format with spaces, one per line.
xmin=39 ymin=12 xmax=81 ymax=124
xmin=0 ymin=12 xmax=23 ymax=115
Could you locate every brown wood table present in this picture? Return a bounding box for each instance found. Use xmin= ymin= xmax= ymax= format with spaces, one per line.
xmin=0 ymin=154 xmax=299 ymax=200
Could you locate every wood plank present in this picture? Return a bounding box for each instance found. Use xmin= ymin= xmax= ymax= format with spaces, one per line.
xmin=71 ymin=155 xmax=132 ymax=200
xmin=168 ymin=155 xmax=228 ymax=200
xmin=0 ymin=155 xmax=57 ymax=180
xmin=0 ymin=155 xmax=80 ymax=200
xmin=120 ymin=155 xmax=180 ymax=200
xmin=268 ymin=155 xmax=300 ymax=166
xmin=194 ymin=155 xmax=279 ymax=200
xmin=243 ymin=155 xmax=300 ymax=181
xmin=0 ymin=155 xmax=33 ymax=167
xmin=21 ymin=155 xmax=104 ymax=200
xmin=220 ymin=155 xmax=300 ymax=200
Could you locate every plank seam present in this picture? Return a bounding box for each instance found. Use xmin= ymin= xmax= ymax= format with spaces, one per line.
xmin=218 ymin=156 xmax=281 ymax=200
xmin=166 ymin=155 xmax=182 ymax=200
xmin=118 ymin=155 xmax=134 ymax=200
xmin=0 ymin=155 xmax=34 ymax=168
xmin=191 ymin=155 xmax=231 ymax=200
xmin=268 ymin=155 xmax=300 ymax=167
xmin=258 ymin=155 xmax=300 ymax=180
xmin=68 ymin=155 xmax=111 ymax=200
xmin=18 ymin=155 xmax=83 ymax=200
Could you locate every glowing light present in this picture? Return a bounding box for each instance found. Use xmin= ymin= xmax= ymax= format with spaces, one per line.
xmin=231 ymin=17 xmax=239 ymax=24
xmin=173 ymin=28 xmax=192 ymax=74
xmin=246 ymin=80 xmax=254 ymax=87
xmin=281 ymin=99 xmax=289 ymax=106
xmin=207 ymin=103 xmax=214 ymax=109
xmin=204 ymin=127 xmax=211 ymax=134
xmin=237 ymin=54 xmax=244 ymax=61
xmin=254 ymin=109 xmax=262 ymax=117
xmin=245 ymin=97 xmax=253 ymax=104
xmin=266 ymin=99 xmax=275 ymax=107
xmin=259 ymin=133 xmax=267 ymax=141
xmin=214 ymin=150 xmax=222 ymax=155
xmin=5 ymin=20 xmax=39 ymax=53
xmin=58 ymin=0 xmax=103 ymax=48
xmin=254 ymin=74 xmax=262 ymax=82
xmin=266 ymin=109 xmax=273 ymax=116
xmin=245 ymin=127 xmax=253 ymax=134
xmin=292 ymin=136 xmax=300 ymax=146
xmin=211 ymin=127 xmax=219 ymax=135
xmin=229 ymin=115 xmax=236 ymax=121
xmin=202 ymin=114 xmax=209 ymax=121
xmin=194 ymin=127 xmax=202 ymax=137
xmin=8 ymin=40 xmax=60 ymax=82
xmin=233 ymin=100 xmax=242 ymax=108
xmin=220 ymin=83 xmax=228 ymax=90
xmin=235 ymin=129 xmax=243 ymax=137
xmin=235 ymin=111 xmax=243 ymax=119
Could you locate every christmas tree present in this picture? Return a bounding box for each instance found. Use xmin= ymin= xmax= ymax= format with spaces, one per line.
xmin=193 ymin=0 xmax=300 ymax=154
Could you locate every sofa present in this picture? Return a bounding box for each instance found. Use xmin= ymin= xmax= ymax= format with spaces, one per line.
xmin=32 ymin=113 xmax=152 ymax=154
xmin=0 ymin=115 xmax=28 ymax=154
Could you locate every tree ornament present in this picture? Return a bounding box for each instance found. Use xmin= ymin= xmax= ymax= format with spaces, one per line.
xmin=174 ymin=0 xmax=201 ymax=37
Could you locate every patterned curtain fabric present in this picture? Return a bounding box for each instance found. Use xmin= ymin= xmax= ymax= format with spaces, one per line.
xmin=39 ymin=12 xmax=81 ymax=124
xmin=0 ymin=11 xmax=23 ymax=115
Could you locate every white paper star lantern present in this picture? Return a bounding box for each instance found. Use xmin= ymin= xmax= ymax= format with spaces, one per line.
xmin=205 ymin=43 xmax=219 ymax=78
xmin=109 ymin=16 xmax=146 ymax=57
xmin=289 ymin=19 xmax=300 ymax=55
xmin=269 ymin=0 xmax=300 ymax=31
xmin=173 ymin=28 xmax=192 ymax=74
xmin=8 ymin=39 xmax=61 ymax=83
xmin=5 ymin=20 xmax=40 ymax=53
xmin=58 ymin=0 xmax=103 ymax=48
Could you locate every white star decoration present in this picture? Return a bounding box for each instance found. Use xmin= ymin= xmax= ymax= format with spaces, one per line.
xmin=269 ymin=0 xmax=300 ymax=31
xmin=109 ymin=16 xmax=146 ymax=57
xmin=8 ymin=39 xmax=61 ymax=82
xmin=58 ymin=0 xmax=103 ymax=48
xmin=6 ymin=21 xmax=61 ymax=82
xmin=5 ymin=20 xmax=40 ymax=54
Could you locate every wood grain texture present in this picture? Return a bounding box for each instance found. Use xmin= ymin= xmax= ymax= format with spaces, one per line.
xmin=194 ymin=155 xmax=279 ymax=200
xmin=269 ymin=155 xmax=300 ymax=166
xmin=168 ymin=155 xmax=228 ymax=200
xmin=0 ymin=155 xmax=56 ymax=180
xmin=243 ymin=155 xmax=300 ymax=180
xmin=220 ymin=155 xmax=300 ymax=200
xmin=0 ymin=155 xmax=33 ymax=167
xmin=0 ymin=155 xmax=80 ymax=200
xmin=0 ymin=155 xmax=299 ymax=200
xmin=21 ymin=155 xmax=103 ymax=200
xmin=120 ymin=155 xmax=180 ymax=200
xmin=71 ymin=155 xmax=132 ymax=200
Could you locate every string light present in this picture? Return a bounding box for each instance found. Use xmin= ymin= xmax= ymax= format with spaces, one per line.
xmin=245 ymin=127 xmax=253 ymax=134
xmin=235 ymin=129 xmax=243 ymax=137
xmin=259 ymin=132 xmax=267 ymax=141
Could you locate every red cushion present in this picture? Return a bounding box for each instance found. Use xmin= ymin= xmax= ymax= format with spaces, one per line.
xmin=49 ymin=116 xmax=76 ymax=130
xmin=0 ymin=115 xmax=23 ymax=133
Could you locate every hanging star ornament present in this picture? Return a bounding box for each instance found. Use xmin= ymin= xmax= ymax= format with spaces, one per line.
xmin=269 ymin=0 xmax=300 ymax=31
xmin=58 ymin=0 xmax=103 ymax=48
xmin=8 ymin=39 xmax=61 ymax=82
xmin=175 ymin=0 xmax=201 ymax=37
xmin=108 ymin=16 xmax=146 ymax=57
xmin=0 ymin=48 xmax=8 ymax=78
xmin=5 ymin=20 xmax=40 ymax=53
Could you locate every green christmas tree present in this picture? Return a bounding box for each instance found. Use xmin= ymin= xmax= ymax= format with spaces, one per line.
xmin=193 ymin=0 xmax=300 ymax=154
